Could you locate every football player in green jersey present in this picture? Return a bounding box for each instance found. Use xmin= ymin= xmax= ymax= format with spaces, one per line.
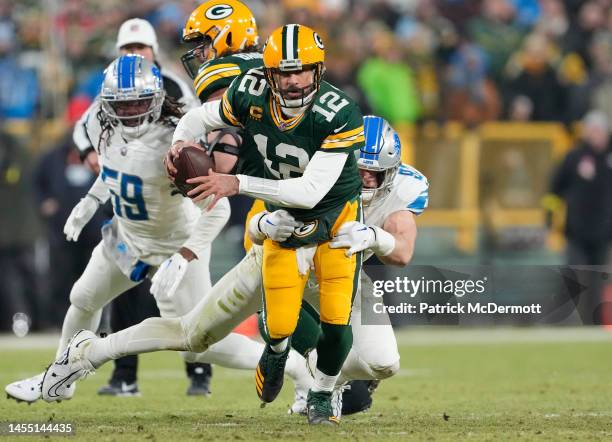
xmin=179 ymin=0 xmax=263 ymax=181
xmin=170 ymin=24 xmax=365 ymax=425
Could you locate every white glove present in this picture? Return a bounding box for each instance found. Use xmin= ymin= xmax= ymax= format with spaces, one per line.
xmin=64 ymin=195 xmax=99 ymax=242
xmin=329 ymin=221 xmax=375 ymax=257
xmin=330 ymin=221 xmax=396 ymax=257
xmin=249 ymin=210 xmax=303 ymax=243
xmin=150 ymin=253 xmax=190 ymax=298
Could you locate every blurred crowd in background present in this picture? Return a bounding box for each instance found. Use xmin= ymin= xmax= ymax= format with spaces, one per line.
xmin=2 ymin=0 xmax=611 ymax=124
xmin=0 ymin=0 xmax=611 ymax=332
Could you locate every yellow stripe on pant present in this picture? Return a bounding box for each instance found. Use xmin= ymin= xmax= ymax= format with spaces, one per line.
xmin=243 ymin=199 xmax=267 ymax=253
xmin=262 ymin=198 xmax=362 ymax=339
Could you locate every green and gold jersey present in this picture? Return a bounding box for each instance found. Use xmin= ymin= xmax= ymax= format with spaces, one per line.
xmin=194 ymin=53 xmax=264 ymax=102
xmin=194 ymin=53 xmax=264 ymax=177
xmin=219 ymin=67 xmax=364 ymax=221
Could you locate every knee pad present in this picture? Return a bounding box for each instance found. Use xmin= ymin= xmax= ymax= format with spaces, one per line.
xmin=69 ymin=281 xmax=98 ymax=314
xmin=369 ymin=358 xmax=400 ymax=380
xmin=264 ymin=314 xmax=298 ymax=339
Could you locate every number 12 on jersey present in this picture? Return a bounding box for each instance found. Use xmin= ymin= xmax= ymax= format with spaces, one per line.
xmin=101 ymin=166 xmax=149 ymax=221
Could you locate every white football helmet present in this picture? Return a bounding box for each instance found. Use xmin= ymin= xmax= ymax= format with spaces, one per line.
xmin=356 ymin=115 xmax=402 ymax=205
xmin=100 ymin=54 xmax=165 ymax=136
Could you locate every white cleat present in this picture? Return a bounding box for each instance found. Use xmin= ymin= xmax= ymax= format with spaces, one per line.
xmin=286 ymin=350 xmax=313 ymax=415
xmin=42 ymin=330 xmax=96 ymax=403
xmin=288 ymin=387 xmax=308 ymax=415
xmin=331 ymin=384 xmax=346 ymax=421
xmin=5 ymin=373 xmax=44 ymax=404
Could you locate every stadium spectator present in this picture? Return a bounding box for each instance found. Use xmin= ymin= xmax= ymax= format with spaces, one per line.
xmin=0 ymin=123 xmax=40 ymax=331
xmin=503 ymin=33 xmax=567 ymax=121
xmin=550 ymin=110 xmax=612 ymax=323
xmin=468 ymin=0 xmax=528 ymax=82
xmin=0 ymin=21 xmax=39 ymax=119
xmin=443 ymin=42 xmax=501 ymax=126
xmin=357 ymin=28 xmax=421 ymax=124
xmin=32 ymin=130 xmax=104 ymax=327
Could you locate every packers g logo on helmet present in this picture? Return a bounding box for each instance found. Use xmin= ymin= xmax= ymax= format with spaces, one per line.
xmin=262 ymin=24 xmax=325 ymax=109
xmin=205 ymin=4 xmax=233 ymax=19
xmin=313 ymin=33 xmax=324 ymax=50
xmin=180 ymin=0 xmax=258 ymax=79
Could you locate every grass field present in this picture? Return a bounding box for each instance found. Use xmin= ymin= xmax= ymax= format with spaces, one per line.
xmin=1 ymin=327 xmax=611 ymax=441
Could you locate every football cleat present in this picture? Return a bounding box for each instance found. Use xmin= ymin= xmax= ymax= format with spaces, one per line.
xmin=5 ymin=373 xmax=45 ymax=404
xmin=307 ymin=390 xmax=339 ymax=426
xmin=341 ymin=380 xmax=379 ymax=415
xmin=42 ymin=330 xmax=96 ymax=402
xmin=288 ymin=387 xmax=308 ymax=415
xmin=330 ymin=384 xmax=346 ymax=420
xmin=255 ymin=344 xmax=289 ymax=403
xmin=187 ymin=377 xmax=211 ymax=396
xmin=97 ymin=380 xmax=141 ymax=397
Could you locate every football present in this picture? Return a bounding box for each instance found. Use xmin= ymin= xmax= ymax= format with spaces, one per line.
xmin=172 ymin=145 xmax=215 ymax=196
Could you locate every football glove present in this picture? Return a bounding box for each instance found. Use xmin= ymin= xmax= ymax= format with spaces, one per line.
xmin=150 ymin=252 xmax=189 ymax=298
xmin=64 ymin=195 xmax=99 ymax=242
xmin=330 ymin=221 xmax=395 ymax=257
xmin=248 ymin=210 xmax=303 ymax=243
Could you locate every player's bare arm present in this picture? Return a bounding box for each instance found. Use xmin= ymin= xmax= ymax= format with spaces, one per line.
xmin=378 ymin=210 xmax=417 ymax=266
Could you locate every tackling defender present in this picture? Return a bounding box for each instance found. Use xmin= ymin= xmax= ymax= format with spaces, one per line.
xmin=251 ymin=115 xmax=429 ymax=418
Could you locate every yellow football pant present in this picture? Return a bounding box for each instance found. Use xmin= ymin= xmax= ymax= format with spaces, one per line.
xmin=262 ymin=200 xmax=361 ymax=339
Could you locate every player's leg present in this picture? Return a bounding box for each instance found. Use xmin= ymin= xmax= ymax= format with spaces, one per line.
xmin=58 ymin=242 xmax=139 ymax=357
xmin=157 ymin=246 xmax=262 ymax=371
xmin=6 ymin=242 xmax=138 ymax=403
xmin=256 ymin=239 xmax=309 ymax=403
xmin=82 ymin=245 xmax=264 ymax=367
xmin=307 ymin=199 xmax=362 ymax=425
xmin=337 ymin=273 xmax=400 ymax=383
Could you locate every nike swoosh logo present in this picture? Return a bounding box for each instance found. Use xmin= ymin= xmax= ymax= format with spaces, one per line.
xmin=333 ymin=122 xmax=349 ymax=134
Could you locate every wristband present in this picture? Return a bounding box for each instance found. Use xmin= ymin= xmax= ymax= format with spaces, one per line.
xmin=369 ymin=226 xmax=396 ymax=257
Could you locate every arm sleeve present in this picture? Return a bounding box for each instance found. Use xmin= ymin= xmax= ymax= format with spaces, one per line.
xmin=86 ymin=175 xmax=111 ymax=204
xmin=73 ymin=101 xmax=97 ymax=156
xmin=181 ymin=197 xmax=231 ymax=257
xmin=172 ymin=100 xmax=231 ymax=144
xmin=236 ymin=151 xmax=348 ymax=209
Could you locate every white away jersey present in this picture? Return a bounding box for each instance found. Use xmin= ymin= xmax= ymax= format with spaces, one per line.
xmin=86 ymin=102 xmax=200 ymax=265
xmin=364 ymin=164 xmax=429 ymax=228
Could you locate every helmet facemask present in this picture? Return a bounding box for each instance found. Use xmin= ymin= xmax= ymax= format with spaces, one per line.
xmin=264 ymin=62 xmax=324 ymax=109
xmin=100 ymin=55 xmax=165 ymax=138
xmin=359 ymin=165 xmax=400 ymax=206
xmin=181 ymin=34 xmax=215 ymax=79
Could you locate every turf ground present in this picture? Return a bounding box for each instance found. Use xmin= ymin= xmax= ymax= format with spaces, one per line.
xmin=1 ymin=327 xmax=611 ymax=441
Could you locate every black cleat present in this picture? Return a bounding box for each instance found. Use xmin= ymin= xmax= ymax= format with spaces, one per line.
xmin=255 ymin=344 xmax=289 ymax=403
xmin=307 ymin=390 xmax=339 ymax=426
xmin=97 ymin=380 xmax=140 ymax=397
xmin=187 ymin=377 xmax=211 ymax=396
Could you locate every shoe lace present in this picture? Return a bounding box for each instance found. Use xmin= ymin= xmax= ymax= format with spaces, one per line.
xmin=310 ymin=392 xmax=332 ymax=415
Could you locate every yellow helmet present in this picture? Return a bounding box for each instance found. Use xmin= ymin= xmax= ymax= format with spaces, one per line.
xmin=181 ymin=0 xmax=259 ymax=79
xmin=263 ymin=24 xmax=325 ymax=108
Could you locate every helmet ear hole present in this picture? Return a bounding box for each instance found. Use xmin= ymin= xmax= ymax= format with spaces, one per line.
xmin=226 ymin=32 xmax=232 ymax=48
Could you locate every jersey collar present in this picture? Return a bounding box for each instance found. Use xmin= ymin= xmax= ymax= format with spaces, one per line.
xmin=269 ymin=96 xmax=307 ymax=132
